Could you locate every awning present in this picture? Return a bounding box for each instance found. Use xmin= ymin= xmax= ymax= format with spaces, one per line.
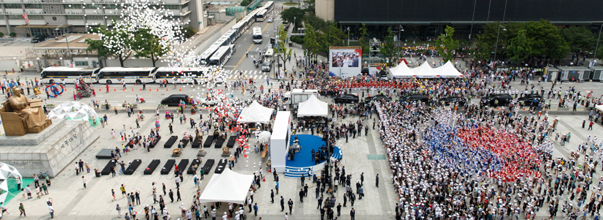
xmin=226 ymin=6 xmax=246 ymax=16
xmin=16 ymin=25 xmax=72 ymax=28
xmin=247 ymin=0 xmax=262 ymax=11
xmin=198 ymin=168 xmax=254 ymax=204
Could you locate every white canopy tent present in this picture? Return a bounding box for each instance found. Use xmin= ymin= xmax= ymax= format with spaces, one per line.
xmin=390 ymin=61 xmax=415 ymax=78
xmin=0 ymin=162 xmax=23 ymax=204
xmin=433 ymin=61 xmax=463 ymax=78
xmin=238 ymin=101 xmax=273 ymax=124
xmin=297 ymin=95 xmax=328 ymax=117
xmin=389 ymin=61 xmax=463 ymax=78
xmin=596 ymin=105 xmax=603 ymax=112
xmin=198 ymin=168 xmax=254 ymax=204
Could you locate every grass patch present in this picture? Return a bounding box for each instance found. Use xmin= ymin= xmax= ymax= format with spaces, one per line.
xmin=283 ymin=2 xmax=299 ymax=6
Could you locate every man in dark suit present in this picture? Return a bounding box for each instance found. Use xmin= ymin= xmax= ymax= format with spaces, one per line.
xmin=352 ymin=56 xmax=359 ymax=67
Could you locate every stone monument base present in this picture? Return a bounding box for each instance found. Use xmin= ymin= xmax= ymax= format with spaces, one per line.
xmin=0 ymin=119 xmax=99 ymax=177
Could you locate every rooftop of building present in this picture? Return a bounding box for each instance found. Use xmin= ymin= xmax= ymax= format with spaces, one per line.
xmin=33 ymin=33 xmax=100 ymax=49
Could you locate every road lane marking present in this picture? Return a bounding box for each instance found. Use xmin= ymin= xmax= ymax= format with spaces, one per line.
xmin=233 ymin=22 xmax=271 ymax=71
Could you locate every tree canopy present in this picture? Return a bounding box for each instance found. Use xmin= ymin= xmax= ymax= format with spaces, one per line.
xmin=435 ymin=26 xmax=459 ymax=63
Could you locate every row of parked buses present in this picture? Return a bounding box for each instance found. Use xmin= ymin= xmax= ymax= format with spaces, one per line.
xmin=39 ymin=66 xmax=226 ymax=84
xmin=40 ymin=1 xmax=276 ymax=84
xmin=198 ymin=1 xmax=274 ymax=67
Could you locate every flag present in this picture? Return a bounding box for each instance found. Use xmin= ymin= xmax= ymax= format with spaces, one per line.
xmin=22 ymin=9 xmax=29 ymax=23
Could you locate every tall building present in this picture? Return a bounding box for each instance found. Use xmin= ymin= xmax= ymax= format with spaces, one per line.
xmin=0 ymin=0 xmax=205 ymax=37
xmin=318 ymin=0 xmax=603 ymax=40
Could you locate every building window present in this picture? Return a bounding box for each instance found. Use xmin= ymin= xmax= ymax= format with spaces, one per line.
xmin=182 ymin=3 xmax=189 ymax=8
xmin=29 ymin=15 xmax=43 ymax=20
xmin=65 ymin=4 xmax=83 ymax=9
xmin=4 ymin=4 xmax=22 ymax=9
xmin=74 ymin=61 xmax=89 ymax=66
xmin=8 ymin=15 xmax=24 ymax=19
xmin=67 ymin=15 xmax=84 ymax=20
xmin=105 ymin=4 xmax=120 ymax=9
xmin=163 ymin=5 xmax=180 ymax=10
xmin=87 ymin=15 xmax=103 ymax=20
xmin=24 ymin=4 xmax=42 ymax=9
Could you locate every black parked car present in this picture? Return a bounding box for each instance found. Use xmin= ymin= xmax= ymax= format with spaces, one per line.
xmin=403 ymin=95 xmax=431 ymax=104
xmin=438 ymin=96 xmax=468 ymax=106
xmin=517 ymin=94 xmax=543 ymax=106
xmin=481 ymin=94 xmax=512 ymax=106
xmin=364 ymin=94 xmax=392 ymax=104
xmin=334 ymin=94 xmax=359 ymax=103
xmin=161 ymin=94 xmax=190 ymax=106
xmin=31 ymin=35 xmax=46 ymax=43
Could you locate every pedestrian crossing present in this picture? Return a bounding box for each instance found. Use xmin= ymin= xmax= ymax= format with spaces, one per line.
xmin=217 ymin=69 xmax=270 ymax=80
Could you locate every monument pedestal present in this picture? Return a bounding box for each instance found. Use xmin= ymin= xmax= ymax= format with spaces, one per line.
xmin=0 ymin=119 xmax=99 ymax=177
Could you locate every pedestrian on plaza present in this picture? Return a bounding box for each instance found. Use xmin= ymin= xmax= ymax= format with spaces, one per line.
xmin=375 ymin=174 xmax=379 ymax=187
xmin=288 ymin=198 xmax=294 ymax=214
xmin=116 ymin=204 xmax=122 ymax=217
xmin=176 ymin=188 xmax=181 ymax=202
xmin=112 ymin=189 xmax=116 ymax=201
xmin=350 ymin=208 xmax=355 ymax=220
xmin=337 ymin=203 xmax=341 ymax=216
xmin=253 ymin=203 xmax=258 ymax=216
xmin=19 ymin=203 xmax=25 ymax=217
xmin=275 ymin=180 xmax=279 ymax=194
xmin=48 ymin=205 xmax=55 ymax=219
xmin=82 ymin=176 xmax=86 ymax=188
xmin=280 ymin=196 xmax=284 ymax=212
xmin=299 ymin=188 xmax=304 ymax=203
xmin=169 ymin=189 xmax=174 ymax=203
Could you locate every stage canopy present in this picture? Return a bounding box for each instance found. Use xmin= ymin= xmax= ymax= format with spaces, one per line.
xmin=198 ymin=168 xmax=254 ymax=204
xmin=596 ymin=105 xmax=603 ymax=112
xmin=297 ymin=95 xmax=328 ymax=117
xmin=389 ymin=61 xmax=462 ymax=78
xmin=47 ymin=101 xmax=98 ymax=121
xmin=238 ymin=101 xmax=273 ymax=124
xmin=0 ymin=162 xmax=22 ymax=204
xmin=434 ymin=61 xmax=463 ymax=78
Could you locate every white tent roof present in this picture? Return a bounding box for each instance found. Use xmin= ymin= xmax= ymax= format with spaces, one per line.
xmin=596 ymin=105 xmax=603 ymax=112
xmin=433 ymin=61 xmax=463 ymax=78
xmin=198 ymin=168 xmax=254 ymax=204
xmin=0 ymin=162 xmax=22 ymax=204
xmin=390 ymin=61 xmax=415 ymax=78
xmin=297 ymin=95 xmax=328 ymax=117
xmin=47 ymin=101 xmax=98 ymax=121
xmin=238 ymin=101 xmax=273 ymax=124
xmin=412 ymin=62 xmax=438 ymax=78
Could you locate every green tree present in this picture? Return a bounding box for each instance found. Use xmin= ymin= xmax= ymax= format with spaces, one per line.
xmin=379 ymin=28 xmax=400 ymax=66
xmin=320 ymin=22 xmax=346 ymax=53
xmin=505 ymin=29 xmax=532 ymax=62
xmin=133 ymin=28 xmax=170 ymax=67
xmin=87 ymin=23 xmax=136 ymax=67
xmin=281 ymin=7 xmax=304 ymax=28
xmin=358 ymin=23 xmax=369 ymax=55
xmin=435 ymin=26 xmax=460 ymax=63
xmin=181 ymin=26 xmax=197 ymax=39
xmin=560 ymin=26 xmax=596 ymax=55
xmin=303 ymin=23 xmax=321 ymax=62
xmin=275 ymin=25 xmax=292 ymax=71
xmin=240 ymin=0 xmax=251 ymax=6
xmin=523 ymin=20 xmax=569 ymax=59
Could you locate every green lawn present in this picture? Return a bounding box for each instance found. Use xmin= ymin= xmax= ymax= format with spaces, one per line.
xmin=283 ymin=2 xmax=299 ymax=6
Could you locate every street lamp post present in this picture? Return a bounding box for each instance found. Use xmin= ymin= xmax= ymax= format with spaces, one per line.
xmin=56 ymin=24 xmax=72 ymax=67
xmin=594 ymin=24 xmax=602 ymax=62
xmin=493 ymin=0 xmax=509 ymax=62
xmin=347 ymin=27 xmax=350 ymax=46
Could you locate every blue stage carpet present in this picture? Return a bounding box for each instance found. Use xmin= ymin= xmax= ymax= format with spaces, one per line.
xmin=286 ymin=134 xmax=326 ymax=168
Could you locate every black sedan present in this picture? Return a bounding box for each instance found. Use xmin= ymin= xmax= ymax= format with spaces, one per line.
xmin=481 ymin=94 xmax=512 ymax=107
xmin=160 ymin=94 xmax=190 ymax=106
xmin=518 ymin=94 xmax=543 ymax=106
xmin=334 ymin=94 xmax=359 ymax=103
xmin=364 ymin=94 xmax=392 ymax=104
xmin=438 ymin=96 xmax=467 ymax=106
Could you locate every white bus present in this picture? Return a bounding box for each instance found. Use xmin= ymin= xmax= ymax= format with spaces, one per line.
xmin=256 ymin=9 xmax=267 ymax=22
xmin=263 ymin=1 xmax=274 ymax=12
xmin=199 ymin=45 xmax=221 ymax=66
xmin=40 ymin=67 xmax=100 ymax=84
xmin=253 ymin=26 xmax=262 ymax=44
xmin=208 ymin=46 xmax=233 ymax=67
xmin=154 ymin=67 xmax=208 ymax=84
xmin=97 ymin=67 xmax=158 ymax=84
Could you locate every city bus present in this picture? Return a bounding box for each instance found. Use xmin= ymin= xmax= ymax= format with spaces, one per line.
xmin=199 ymin=45 xmax=221 ymax=66
xmin=208 ymin=46 xmax=233 ymax=67
xmin=263 ymin=1 xmax=274 ymax=12
xmin=255 ymin=9 xmax=267 ymax=22
xmin=97 ymin=67 xmax=158 ymax=84
xmin=40 ymin=67 xmax=100 ymax=84
xmin=154 ymin=67 xmax=208 ymax=84
xmin=253 ymin=26 xmax=262 ymax=44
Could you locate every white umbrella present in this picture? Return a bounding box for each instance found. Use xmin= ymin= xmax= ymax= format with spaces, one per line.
xmin=258 ymin=131 xmax=271 ymax=143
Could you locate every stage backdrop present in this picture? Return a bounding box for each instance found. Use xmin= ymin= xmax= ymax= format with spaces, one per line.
xmin=329 ymin=46 xmax=362 ymax=78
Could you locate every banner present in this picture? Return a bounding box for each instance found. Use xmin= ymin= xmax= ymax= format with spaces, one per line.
xmin=329 ymin=46 xmax=361 ymax=78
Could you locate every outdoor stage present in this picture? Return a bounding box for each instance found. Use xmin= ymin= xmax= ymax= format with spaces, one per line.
xmin=285 ymin=134 xmax=342 ymax=177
